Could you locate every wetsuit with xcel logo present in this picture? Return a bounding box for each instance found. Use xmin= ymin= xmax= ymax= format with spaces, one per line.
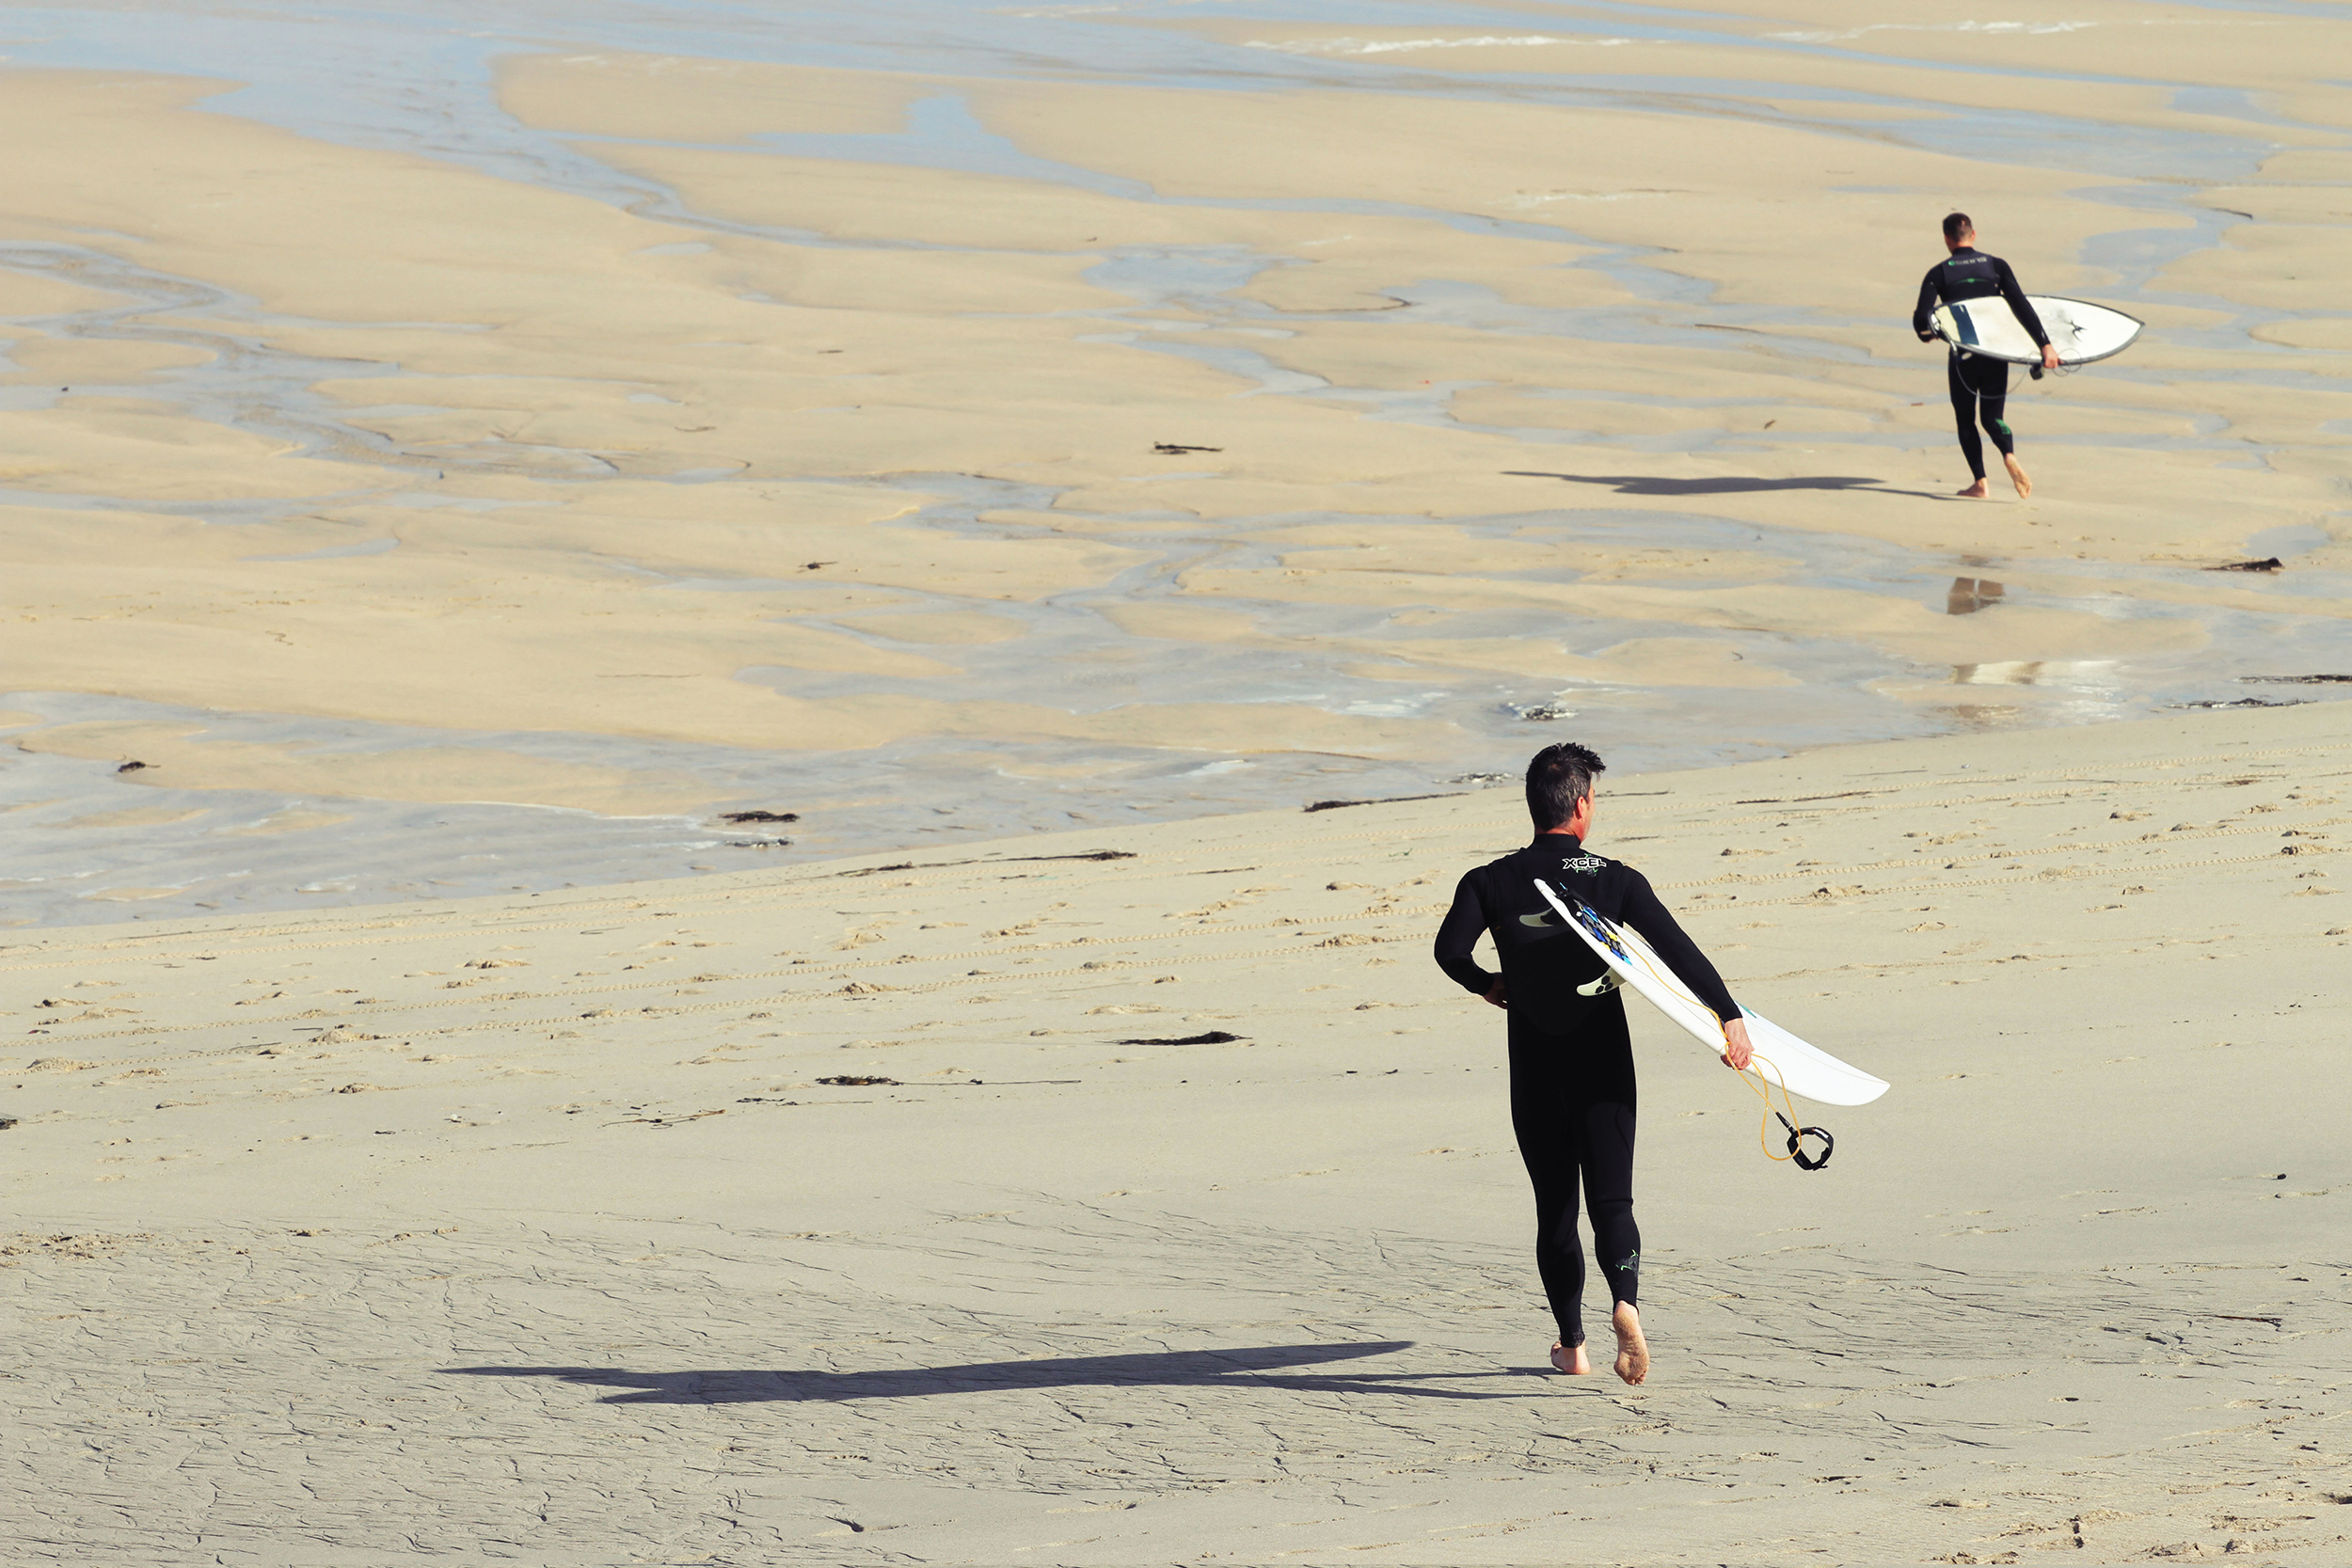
xmin=1914 ymin=247 xmax=2050 ymax=482
xmin=1434 ymin=834 xmax=1740 ymax=1348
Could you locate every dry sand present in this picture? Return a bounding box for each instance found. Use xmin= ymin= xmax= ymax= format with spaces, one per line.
xmin=8 ymin=698 xmax=2348 ymax=1565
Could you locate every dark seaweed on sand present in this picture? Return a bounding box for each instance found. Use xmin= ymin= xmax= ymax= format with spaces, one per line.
xmin=1117 ymin=1031 xmax=1243 ymax=1046
xmin=835 ymin=849 xmax=1136 ymax=878
xmin=1303 ymin=792 xmax=1457 ymax=814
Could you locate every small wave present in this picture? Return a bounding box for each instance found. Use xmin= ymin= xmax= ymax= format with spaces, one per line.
xmin=1770 ymin=20 xmax=2101 ymax=41
xmin=1245 ymin=35 xmax=1638 ymax=57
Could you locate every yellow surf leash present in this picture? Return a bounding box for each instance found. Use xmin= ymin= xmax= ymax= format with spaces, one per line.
xmin=1735 ymin=1051 xmax=1835 ymax=1170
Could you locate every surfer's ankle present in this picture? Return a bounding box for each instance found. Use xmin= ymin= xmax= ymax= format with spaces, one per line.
xmin=1611 ymin=1304 xmax=1649 ymax=1386
xmin=1957 ymin=479 xmax=1989 ymax=498
xmin=2005 ymin=454 xmax=2032 ymax=497
xmin=1550 ymin=1340 xmax=1593 ymax=1375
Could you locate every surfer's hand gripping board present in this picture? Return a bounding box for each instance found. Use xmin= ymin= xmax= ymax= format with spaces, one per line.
xmin=1533 ymin=879 xmax=1889 ymax=1109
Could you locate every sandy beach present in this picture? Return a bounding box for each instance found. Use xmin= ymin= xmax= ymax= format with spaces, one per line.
xmin=3 ymin=0 xmax=2350 ymax=1560
xmin=8 ymin=697 xmax=2349 ymax=1563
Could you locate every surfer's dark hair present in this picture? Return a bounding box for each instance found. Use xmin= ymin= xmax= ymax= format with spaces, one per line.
xmin=1526 ymin=742 xmax=1606 ymax=832
xmin=1943 ymin=212 xmax=1974 ymax=242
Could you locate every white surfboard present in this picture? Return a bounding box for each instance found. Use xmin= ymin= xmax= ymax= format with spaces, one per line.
xmin=1534 ymin=880 xmax=1890 ymax=1108
xmin=1932 ymin=293 xmax=2142 ymax=368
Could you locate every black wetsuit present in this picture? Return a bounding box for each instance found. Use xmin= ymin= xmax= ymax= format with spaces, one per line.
xmin=1433 ymin=834 xmax=1740 ymax=1348
xmin=1914 ymin=248 xmax=2049 ymax=481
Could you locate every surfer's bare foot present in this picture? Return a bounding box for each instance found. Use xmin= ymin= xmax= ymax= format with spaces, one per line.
xmin=2005 ymin=454 xmax=2033 ymax=497
xmin=1611 ymin=1303 xmax=1649 ymax=1386
xmin=1550 ymin=1341 xmax=1593 ymax=1375
xmin=1956 ymin=479 xmax=1990 ymax=499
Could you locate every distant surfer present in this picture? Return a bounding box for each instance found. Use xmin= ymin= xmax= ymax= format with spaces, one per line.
xmin=1433 ymin=743 xmax=1754 ymax=1386
xmin=1915 ymin=213 xmax=2060 ymax=499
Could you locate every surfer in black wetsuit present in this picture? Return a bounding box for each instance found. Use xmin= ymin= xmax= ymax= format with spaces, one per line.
xmin=1915 ymin=213 xmax=2061 ymax=499
xmin=1433 ymin=742 xmax=1753 ymax=1386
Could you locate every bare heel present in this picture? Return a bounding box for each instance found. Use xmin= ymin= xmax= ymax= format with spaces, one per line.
xmin=1611 ymin=1305 xmax=1648 ymax=1386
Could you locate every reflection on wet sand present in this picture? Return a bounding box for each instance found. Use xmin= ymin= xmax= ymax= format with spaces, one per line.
xmin=1951 ymin=659 xmax=2116 ymax=689
xmin=1947 ymin=577 xmax=2006 ymax=615
xmin=1931 ymin=702 xmax=2022 ymax=731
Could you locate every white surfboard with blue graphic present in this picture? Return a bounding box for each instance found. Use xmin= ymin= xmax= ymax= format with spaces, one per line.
xmin=1534 ymin=879 xmax=1890 ymax=1108
xmin=1933 ymin=293 xmax=2142 ymax=368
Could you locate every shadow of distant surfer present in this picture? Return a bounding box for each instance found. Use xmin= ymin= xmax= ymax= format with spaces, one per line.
xmin=1503 ymin=471 xmax=1901 ymax=497
xmin=440 ymin=1341 xmax=1539 ymax=1404
xmin=1916 ymin=212 xmax=2060 ymax=499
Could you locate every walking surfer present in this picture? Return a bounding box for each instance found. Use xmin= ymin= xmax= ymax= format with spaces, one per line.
xmin=1433 ymin=743 xmax=1754 ymax=1386
xmin=1915 ymin=212 xmax=2061 ymax=499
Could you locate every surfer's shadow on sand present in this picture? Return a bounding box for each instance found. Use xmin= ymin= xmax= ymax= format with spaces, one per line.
xmin=442 ymin=1342 xmax=1547 ymax=1404
xmin=1502 ymin=470 xmax=1943 ymax=499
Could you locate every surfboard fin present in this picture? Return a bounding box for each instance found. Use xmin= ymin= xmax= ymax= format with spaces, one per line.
xmin=1576 ymin=971 xmax=1624 ymax=997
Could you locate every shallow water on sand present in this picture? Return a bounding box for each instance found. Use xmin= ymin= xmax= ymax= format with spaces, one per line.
xmin=2 ymin=0 xmax=2347 ymax=927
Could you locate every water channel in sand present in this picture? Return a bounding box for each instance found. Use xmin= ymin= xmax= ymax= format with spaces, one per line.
xmin=2 ymin=0 xmax=2347 ymax=926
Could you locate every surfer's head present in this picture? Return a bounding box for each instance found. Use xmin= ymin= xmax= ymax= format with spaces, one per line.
xmin=1943 ymin=212 xmax=1975 ymax=248
xmin=1527 ymin=742 xmax=1606 ymax=834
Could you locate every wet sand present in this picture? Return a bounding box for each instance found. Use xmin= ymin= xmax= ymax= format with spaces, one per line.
xmin=1 ymin=0 xmax=2347 ymax=922
xmin=7 ymin=697 xmax=2348 ymax=1563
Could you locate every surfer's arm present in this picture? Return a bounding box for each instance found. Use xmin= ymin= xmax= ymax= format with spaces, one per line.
xmin=1913 ymin=266 xmax=1942 ymax=340
xmin=1994 ymin=259 xmax=2051 ymax=347
xmin=1433 ymin=875 xmax=1500 ymax=997
xmin=1618 ymin=874 xmax=1741 ymax=1022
